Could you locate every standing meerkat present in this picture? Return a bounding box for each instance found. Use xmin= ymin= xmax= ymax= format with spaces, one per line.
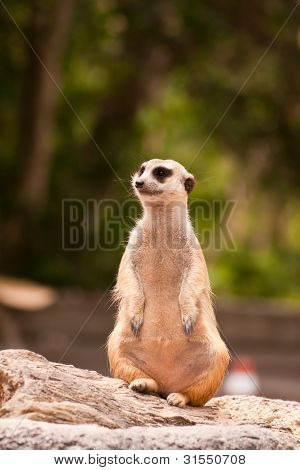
xmin=107 ymin=159 xmax=229 ymax=407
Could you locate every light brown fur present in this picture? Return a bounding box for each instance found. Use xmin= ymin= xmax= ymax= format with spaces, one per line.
xmin=107 ymin=159 xmax=229 ymax=407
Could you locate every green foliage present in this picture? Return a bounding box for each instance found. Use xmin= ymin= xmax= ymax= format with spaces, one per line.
xmin=0 ymin=0 xmax=299 ymax=300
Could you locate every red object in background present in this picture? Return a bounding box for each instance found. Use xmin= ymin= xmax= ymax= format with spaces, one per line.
xmin=221 ymin=356 xmax=261 ymax=396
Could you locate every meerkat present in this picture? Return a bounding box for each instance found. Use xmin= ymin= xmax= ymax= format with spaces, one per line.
xmin=107 ymin=159 xmax=229 ymax=407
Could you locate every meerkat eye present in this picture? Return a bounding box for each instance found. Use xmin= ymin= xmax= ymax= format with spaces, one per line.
xmin=153 ymin=166 xmax=172 ymax=180
xmin=139 ymin=166 xmax=145 ymax=176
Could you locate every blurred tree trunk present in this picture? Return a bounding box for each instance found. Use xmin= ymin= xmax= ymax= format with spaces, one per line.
xmin=17 ymin=0 xmax=74 ymax=216
xmin=1 ymin=0 xmax=74 ymax=271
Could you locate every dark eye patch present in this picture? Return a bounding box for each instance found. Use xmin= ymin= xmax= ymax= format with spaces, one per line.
xmin=139 ymin=166 xmax=145 ymax=176
xmin=153 ymin=166 xmax=173 ymax=180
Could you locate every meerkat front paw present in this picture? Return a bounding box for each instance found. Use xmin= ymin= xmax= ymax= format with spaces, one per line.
xmin=129 ymin=378 xmax=159 ymax=394
xmin=167 ymin=392 xmax=189 ymax=407
xmin=181 ymin=313 xmax=196 ymax=335
xmin=130 ymin=314 xmax=143 ymax=336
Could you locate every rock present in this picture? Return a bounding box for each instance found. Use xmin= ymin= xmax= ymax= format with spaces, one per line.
xmin=1 ymin=419 xmax=298 ymax=450
xmin=0 ymin=349 xmax=299 ymax=449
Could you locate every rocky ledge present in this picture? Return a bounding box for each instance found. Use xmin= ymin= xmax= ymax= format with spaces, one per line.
xmin=0 ymin=350 xmax=299 ymax=449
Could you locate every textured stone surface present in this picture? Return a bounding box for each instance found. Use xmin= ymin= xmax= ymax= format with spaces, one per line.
xmin=0 ymin=349 xmax=299 ymax=449
xmin=0 ymin=419 xmax=298 ymax=450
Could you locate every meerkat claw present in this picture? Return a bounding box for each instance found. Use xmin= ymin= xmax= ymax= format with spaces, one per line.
xmin=129 ymin=378 xmax=159 ymax=394
xmin=182 ymin=314 xmax=195 ymax=335
xmin=130 ymin=315 xmax=143 ymax=336
xmin=167 ymin=392 xmax=188 ymax=407
xmin=129 ymin=379 xmax=147 ymax=392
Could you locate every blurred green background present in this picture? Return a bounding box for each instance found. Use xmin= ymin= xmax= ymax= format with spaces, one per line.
xmin=1 ymin=0 xmax=300 ymax=301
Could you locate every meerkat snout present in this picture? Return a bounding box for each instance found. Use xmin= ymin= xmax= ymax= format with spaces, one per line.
xmin=132 ymin=159 xmax=195 ymax=202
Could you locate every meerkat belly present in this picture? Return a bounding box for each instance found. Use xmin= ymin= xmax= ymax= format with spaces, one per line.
xmin=122 ymin=334 xmax=212 ymax=395
xmin=120 ymin=248 xmax=214 ymax=394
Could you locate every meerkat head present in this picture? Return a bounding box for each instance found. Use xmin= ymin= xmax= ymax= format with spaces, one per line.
xmin=132 ymin=159 xmax=195 ymax=205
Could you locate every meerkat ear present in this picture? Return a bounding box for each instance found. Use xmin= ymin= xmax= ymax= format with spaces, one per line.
xmin=184 ymin=175 xmax=195 ymax=193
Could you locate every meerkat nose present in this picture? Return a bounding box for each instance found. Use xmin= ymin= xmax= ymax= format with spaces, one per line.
xmin=135 ymin=180 xmax=144 ymax=188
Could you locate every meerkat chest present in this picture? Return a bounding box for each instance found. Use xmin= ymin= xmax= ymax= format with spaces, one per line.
xmin=132 ymin=242 xmax=188 ymax=336
xmin=134 ymin=244 xmax=186 ymax=293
